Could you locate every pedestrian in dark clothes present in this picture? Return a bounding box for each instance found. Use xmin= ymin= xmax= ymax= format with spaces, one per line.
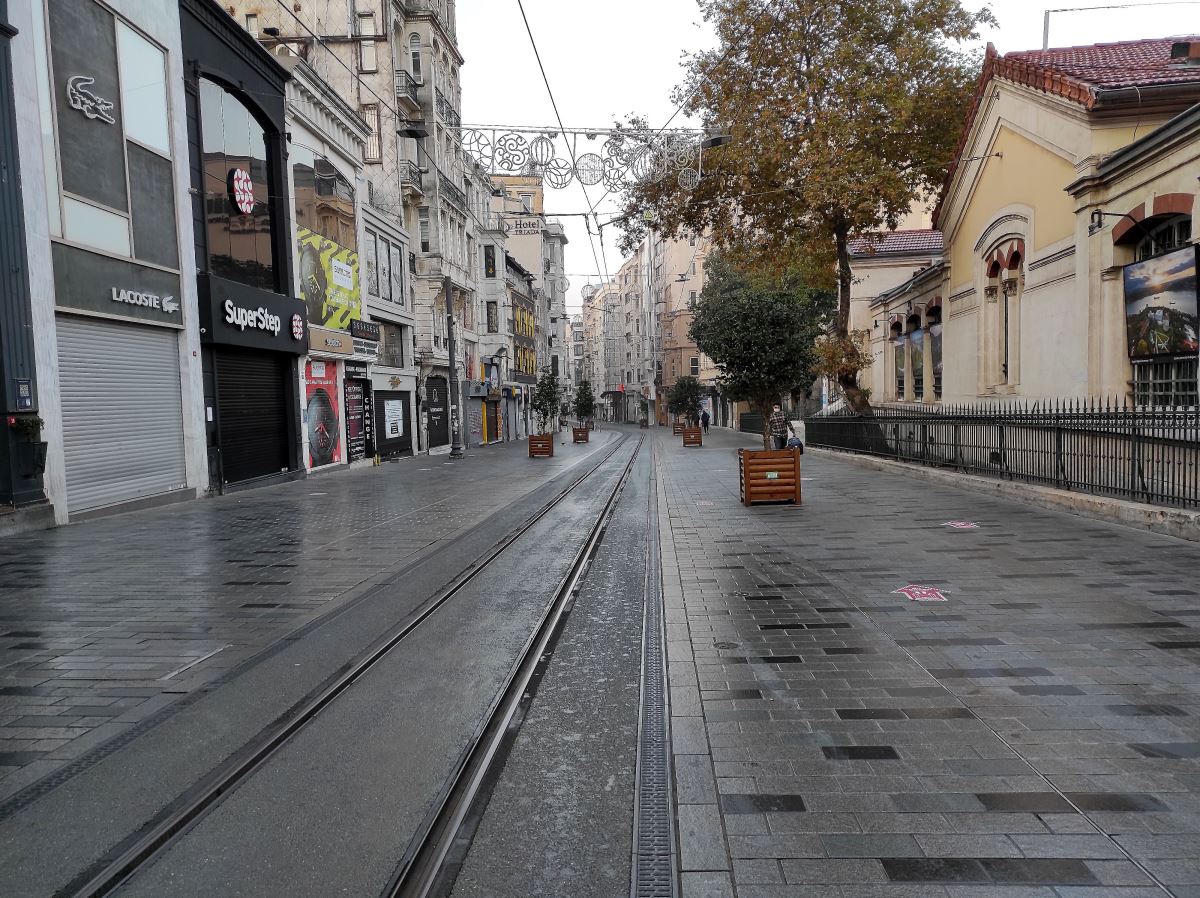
xmin=768 ymin=403 xmax=788 ymax=450
xmin=700 ymin=409 xmax=710 ymax=433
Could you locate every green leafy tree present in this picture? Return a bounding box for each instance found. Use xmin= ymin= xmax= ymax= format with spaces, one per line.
xmin=689 ymin=256 xmax=831 ymax=448
xmin=617 ymin=0 xmax=990 ymax=414
xmin=531 ymin=368 xmax=560 ymax=434
xmin=573 ymin=380 xmax=597 ymax=422
xmin=667 ymin=376 xmax=705 ymax=425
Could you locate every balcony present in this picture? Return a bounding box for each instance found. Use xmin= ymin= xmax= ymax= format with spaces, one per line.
xmin=438 ymin=172 xmax=467 ymax=211
xmin=436 ymin=88 xmax=461 ymax=129
xmin=399 ymin=159 xmax=424 ymax=198
xmin=393 ymin=69 xmax=420 ymax=112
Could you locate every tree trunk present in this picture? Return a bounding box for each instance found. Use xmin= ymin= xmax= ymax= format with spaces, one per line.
xmin=755 ymin=396 xmax=772 ymax=450
xmin=834 ymin=223 xmax=873 ymax=417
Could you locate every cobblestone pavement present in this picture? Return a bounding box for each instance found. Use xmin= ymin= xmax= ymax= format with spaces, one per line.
xmin=656 ymin=426 xmax=1200 ymax=898
xmin=0 ymin=434 xmax=612 ymax=796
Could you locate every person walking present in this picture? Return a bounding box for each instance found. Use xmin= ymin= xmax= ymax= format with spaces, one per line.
xmin=768 ymin=402 xmax=788 ymax=450
xmin=700 ymin=409 xmax=710 ymax=434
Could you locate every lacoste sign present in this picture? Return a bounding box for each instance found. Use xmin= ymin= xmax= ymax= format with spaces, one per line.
xmin=111 ymin=287 xmax=179 ymax=314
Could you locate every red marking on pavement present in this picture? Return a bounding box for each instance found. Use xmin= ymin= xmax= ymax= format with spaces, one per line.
xmin=893 ymin=584 xmax=949 ymax=602
xmin=941 ymin=521 xmax=980 ymax=530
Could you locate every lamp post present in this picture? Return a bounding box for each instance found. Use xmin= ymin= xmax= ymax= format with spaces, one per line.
xmin=444 ymin=275 xmax=464 ymax=459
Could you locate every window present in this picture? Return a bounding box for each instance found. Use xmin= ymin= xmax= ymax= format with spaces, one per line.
xmin=689 ymin=290 xmax=697 ymax=304
xmin=893 ymin=330 xmax=905 ymax=400
xmin=689 ymin=357 xmax=700 ymax=377
xmin=357 ymin=13 xmax=377 ymax=72
xmin=929 ymin=321 xmax=943 ymax=400
xmin=909 ymin=326 xmax=924 ymax=401
xmin=1136 ymin=215 xmax=1192 ymax=262
xmin=378 ymin=322 xmax=406 ymax=367
xmin=484 ymin=244 xmax=496 ymax=277
xmin=293 ymin=148 xmax=357 ymax=325
xmin=245 ymin=13 xmax=258 ymax=36
xmin=117 ymin=24 xmax=170 ymax=155
xmin=519 ymin=193 xmax=533 ymax=213
xmin=410 ymin=34 xmax=422 ymax=81
xmin=1133 ymin=357 xmax=1198 ymax=407
xmin=199 ymin=77 xmax=275 ymax=290
xmin=361 ymin=104 xmax=380 ymax=162
xmin=487 ymin=302 xmax=498 ymax=333
xmin=418 ymin=206 xmax=431 ymax=253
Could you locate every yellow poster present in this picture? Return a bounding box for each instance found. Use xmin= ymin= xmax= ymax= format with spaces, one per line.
xmin=297 ymin=226 xmax=361 ymax=329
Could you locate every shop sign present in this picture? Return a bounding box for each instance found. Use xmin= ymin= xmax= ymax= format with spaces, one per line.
xmin=201 ymin=274 xmax=309 ymax=354
xmin=352 ymin=337 xmax=380 ymax=360
xmin=350 ymin=320 xmax=381 ymax=341
xmin=53 ymin=244 xmax=183 ymax=328
xmin=309 ymin=325 xmax=353 ymax=355
xmin=345 ymin=362 xmax=369 ymax=379
xmin=506 ymin=217 xmax=541 ymax=236
xmin=224 ymin=300 xmax=281 ymax=335
xmin=66 ymin=75 xmax=115 ymax=124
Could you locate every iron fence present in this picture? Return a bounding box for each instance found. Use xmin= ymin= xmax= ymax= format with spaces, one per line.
xmin=805 ymin=399 xmax=1200 ymax=509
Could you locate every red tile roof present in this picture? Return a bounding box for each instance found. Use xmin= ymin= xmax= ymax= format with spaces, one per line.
xmin=849 ymin=230 xmax=944 ymax=258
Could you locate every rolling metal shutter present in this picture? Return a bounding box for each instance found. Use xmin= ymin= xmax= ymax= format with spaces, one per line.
xmin=215 ymin=348 xmax=289 ymax=484
xmin=57 ymin=314 xmax=187 ymax=514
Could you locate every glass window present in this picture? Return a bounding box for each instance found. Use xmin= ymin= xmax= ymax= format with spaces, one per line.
xmin=1136 ymin=216 xmax=1192 ymax=262
xmin=894 ymin=336 xmax=905 ymax=399
xmin=245 ymin=14 xmax=259 ymax=36
xmin=365 ymin=230 xmax=379 ymax=296
xmin=116 ymin=23 xmax=170 ymax=155
xmin=390 ymin=243 xmax=404 ymax=306
xmin=357 ymin=13 xmax=377 ymax=72
xmin=199 ymin=77 xmax=275 ymax=290
xmin=410 ymin=34 xmax=422 ymax=81
xmin=1133 ymin=357 xmax=1198 ymax=407
xmin=63 ymin=196 xmax=131 ymax=256
xmin=361 ymin=105 xmax=380 ymax=162
xmin=487 ymin=302 xmax=498 ymax=333
xmin=377 ymin=234 xmax=391 ymax=302
xmin=418 ymin=206 xmax=431 ymax=253
xmin=910 ymin=328 xmax=924 ymax=400
xmin=689 ymin=357 xmax=700 ymax=376
xmin=929 ymin=323 xmax=943 ymax=400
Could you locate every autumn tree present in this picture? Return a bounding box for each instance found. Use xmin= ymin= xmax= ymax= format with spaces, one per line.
xmin=667 ymin=376 xmax=706 ymax=425
xmin=689 ymin=256 xmax=832 ymax=448
xmin=617 ymin=0 xmax=989 ymax=413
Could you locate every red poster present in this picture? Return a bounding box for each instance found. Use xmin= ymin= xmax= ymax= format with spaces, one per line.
xmin=305 ymin=360 xmax=342 ymax=468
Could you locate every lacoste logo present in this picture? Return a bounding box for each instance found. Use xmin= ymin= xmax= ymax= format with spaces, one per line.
xmin=161 ymin=296 xmax=179 ymax=314
xmin=66 ymin=76 xmax=116 ymax=125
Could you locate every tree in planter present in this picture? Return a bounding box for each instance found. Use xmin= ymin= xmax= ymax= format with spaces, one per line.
xmin=615 ymin=0 xmax=989 ymax=414
xmin=531 ymin=368 xmax=560 ymax=435
xmin=573 ymin=380 xmax=596 ymax=424
xmin=667 ymin=376 xmax=705 ymax=426
xmin=689 ymin=256 xmax=831 ymax=449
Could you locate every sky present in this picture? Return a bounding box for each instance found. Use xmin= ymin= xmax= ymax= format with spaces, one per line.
xmin=456 ymin=0 xmax=1198 ymax=314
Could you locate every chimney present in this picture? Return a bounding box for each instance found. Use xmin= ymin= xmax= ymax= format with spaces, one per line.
xmin=1170 ymin=41 xmax=1200 ymax=64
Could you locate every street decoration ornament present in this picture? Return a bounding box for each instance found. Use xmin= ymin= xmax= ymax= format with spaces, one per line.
xmin=893 ymin=584 xmax=949 ymax=602
xmin=228 ymin=168 xmax=256 ymax=215
xmin=941 ymin=520 xmax=980 ymax=529
xmin=66 ymin=75 xmax=115 ymax=124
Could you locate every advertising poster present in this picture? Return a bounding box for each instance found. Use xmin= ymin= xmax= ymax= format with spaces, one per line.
xmin=297 ymin=226 xmax=361 ymax=329
xmin=345 ymin=380 xmax=367 ymax=462
xmin=384 ymin=399 xmax=405 ymax=438
xmin=1124 ymin=245 xmax=1198 ymax=358
xmin=305 ymin=359 xmax=342 ymax=468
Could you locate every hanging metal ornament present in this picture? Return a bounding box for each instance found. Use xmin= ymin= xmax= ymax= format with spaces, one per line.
xmin=543 ymin=158 xmax=574 ymax=189
xmin=666 ymin=134 xmax=698 ymax=168
xmin=575 ymin=152 xmax=604 ymax=186
xmin=494 ymin=133 xmax=529 ymax=171
xmin=630 ymin=147 xmax=655 ymax=182
xmin=677 ymin=167 xmax=701 ymax=191
xmin=582 ymin=284 xmax=599 ymax=301
xmin=604 ymin=135 xmax=633 ymax=166
xmin=560 ymin=276 xmax=571 ymax=293
xmin=461 ymin=129 xmax=494 ymax=167
xmin=602 ymin=155 xmax=627 ymax=192
xmin=649 ymin=149 xmax=671 ymax=183
xmin=529 ymin=135 xmax=556 ymax=165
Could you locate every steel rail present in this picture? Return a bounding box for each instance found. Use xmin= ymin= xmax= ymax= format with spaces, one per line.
xmin=65 ymin=432 xmax=636 ymax=898
xmin=386 ymin=434 xmax=646 ymax=898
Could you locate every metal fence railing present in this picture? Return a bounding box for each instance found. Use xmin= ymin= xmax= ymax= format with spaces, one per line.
xmin=805 ymin=399 xmax=1200 ymax=509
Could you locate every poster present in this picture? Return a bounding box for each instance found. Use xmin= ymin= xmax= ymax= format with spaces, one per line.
xmin=345 ymin=380 xmax=367 ymax=462
xmin=385 ymin=399 xmax=405 ymax=438
xmin=297 ymin=226 xmax=361 ymax=329
xmin=1124 ymin=244 xmax=1198 ymax=359
xmin=305 ymin=360 xmax=341 ymax=468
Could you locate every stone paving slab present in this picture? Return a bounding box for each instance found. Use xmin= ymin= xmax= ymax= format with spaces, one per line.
xmin=0 ymin=433 xmax=613 ymax=791
xmin=656 ymin=426 xmax=1200 ymax=898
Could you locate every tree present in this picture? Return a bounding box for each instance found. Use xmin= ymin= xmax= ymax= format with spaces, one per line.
xmin=667 ymin=376 xmax=705 ymax=425
xmin=689 ymin=255 xmax=832 ymax=448
xmin=531 ymin=368 xmax=560 ymax=434
xmin=573 ymin=380 xmax=596 ymax=422
xmin=617 ymin=0 xmax=990 ymax=413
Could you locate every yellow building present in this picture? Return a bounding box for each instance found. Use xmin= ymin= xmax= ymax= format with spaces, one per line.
xmin=863 ymin=37 xmax=1200 ymax=406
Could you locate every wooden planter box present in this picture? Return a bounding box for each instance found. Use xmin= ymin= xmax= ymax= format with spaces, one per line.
xmin=682 ymin=426 xmax=703 ymax=447
xmin=572 ymin=427 xmax=589 ymax=443
xmin=738 ymin=448 xmax=801 ymax=506
xmin=672 ymin=422 xmax=686 ymax=434
xmin=528 ymin=434 xmax=554 ymax=457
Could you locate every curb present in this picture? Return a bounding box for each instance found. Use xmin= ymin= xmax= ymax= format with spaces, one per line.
xmin=809 ymin=447 xmax=1200 ymax=543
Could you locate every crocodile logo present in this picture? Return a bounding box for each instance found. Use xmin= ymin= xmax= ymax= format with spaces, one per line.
xmin=161 ymin=296 xmax=180 ymax=314
xmin=66 ymin=76 xmax=116 ymax=125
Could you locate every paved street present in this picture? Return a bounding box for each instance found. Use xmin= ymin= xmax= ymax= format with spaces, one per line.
xmin=0 ymin=433 xmax=615 ymax=800
xmin=657 ymin=426 xmax=1200 ymax=897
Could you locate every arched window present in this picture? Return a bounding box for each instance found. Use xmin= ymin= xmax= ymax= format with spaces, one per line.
xmin=926 ymin=304 xmax=943 ymax=400
xmin=1136 ymin=214 xmax=1191 ymax=261
xmin=982 ymin=238 xmax=1024 ymax=389
xmin=409 ymin=34 xmax=422 ymax=82
xmin=907 ymin=313 xmax=924 ymax=400
xmin=890 ymin=320 xmax=905 ymax=400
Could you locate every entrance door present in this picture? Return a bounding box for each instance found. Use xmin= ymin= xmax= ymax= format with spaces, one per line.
xmin=216 ymin=348 xmax=290 ymax=483
xmin=344 ymin=379 xmax=368 ymax=462
xmin=486 ymin=400 xmax=500 ymax=442
xmin=426 ymin=375 xmax=449 ymax=447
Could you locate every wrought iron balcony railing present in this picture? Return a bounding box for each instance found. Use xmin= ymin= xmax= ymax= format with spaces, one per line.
xmin=438 ymin=172 xmax=467 ymax=210
xmin=436 ymin=88 xmax=461 ymax=129
xmin=394 ymin=69 xmax=419 ymax=104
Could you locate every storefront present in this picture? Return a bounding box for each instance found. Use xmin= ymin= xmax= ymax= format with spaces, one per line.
xmin=303 ymin=323 xmax=378 ymax=469
xmin=183 ymin=0 xmax=304 ymax=489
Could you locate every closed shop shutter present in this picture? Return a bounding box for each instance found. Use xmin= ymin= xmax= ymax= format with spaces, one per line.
xmin=57 ymin=315 xmax=187 ymax=514
xmin=216 ymin=348 xmax=290 ymax=483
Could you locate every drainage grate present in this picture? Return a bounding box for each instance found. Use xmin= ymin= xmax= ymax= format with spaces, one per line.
xmin=631 ymin=457 xmax=677 ymax=898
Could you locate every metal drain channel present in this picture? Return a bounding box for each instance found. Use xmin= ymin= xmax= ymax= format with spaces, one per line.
xmin=631 ymin=443 xmax=678 ymax=898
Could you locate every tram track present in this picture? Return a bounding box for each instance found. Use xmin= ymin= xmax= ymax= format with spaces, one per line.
xmin=59 ymin=432 xmax=643 ymax=898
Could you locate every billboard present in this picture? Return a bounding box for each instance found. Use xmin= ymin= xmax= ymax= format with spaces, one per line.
xmin=305 ymin=360 xmax=342 ymax=468
xmin=1124 ymin=245 xmax=1198 ymax=359
xmin=297 ymin=226 xmax=361 ymax=330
